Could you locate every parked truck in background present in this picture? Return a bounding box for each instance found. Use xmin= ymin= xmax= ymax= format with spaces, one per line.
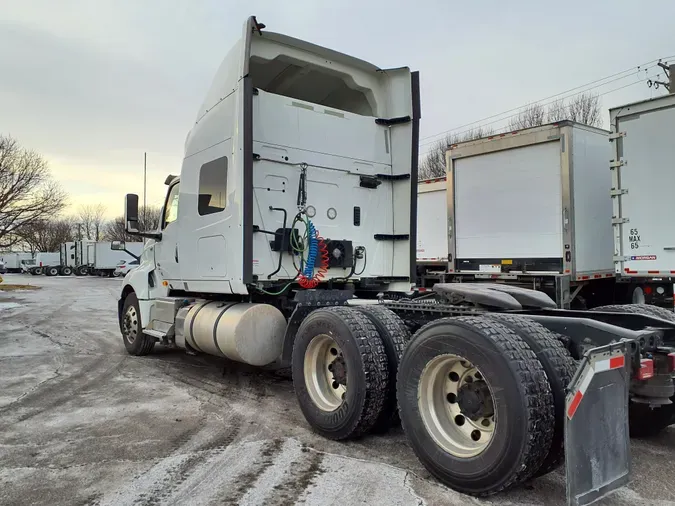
xmin=417 ymin=98 xmax=675 ymax=312
xmin=74 ymin=240 xmax=94 ymax=276
xmin=88 ymin=241 xmax=142 ymax=277
xmin=111 ymin=17 xmax=675 ymax=502
xmin=29 ymin=252 xmax=59 ymax=275
xmin=609 ymin=93 xmax=675 ymax=307
xmin=417 ymin=121 xmax=614 ymax=309
xmin=58 ymin=242 xmax=77 ymax=276
xmin=0 ymin=252 xmax=34 ymax=273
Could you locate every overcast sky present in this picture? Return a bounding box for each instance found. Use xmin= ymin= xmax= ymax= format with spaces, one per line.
xmin=1 ymin=0 xmax=673 ymax=217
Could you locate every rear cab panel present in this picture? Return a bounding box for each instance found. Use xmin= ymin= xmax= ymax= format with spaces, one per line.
xmin=248 ymin=32 xmax=416 ymax=284
xmin=173 ymin=17 xmax=418 ymax=295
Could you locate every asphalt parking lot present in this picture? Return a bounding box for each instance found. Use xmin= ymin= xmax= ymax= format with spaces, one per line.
xmin=0 ymin=274 xmax=674 ymax=506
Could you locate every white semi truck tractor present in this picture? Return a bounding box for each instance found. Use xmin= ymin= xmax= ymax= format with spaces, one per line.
xmin=114 ymin=16 xmax=675 ymax=501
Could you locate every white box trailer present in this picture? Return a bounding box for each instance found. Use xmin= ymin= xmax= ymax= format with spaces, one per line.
xmin=416 ymin=177 xmax=448 ymax=266
xmin=610 ymin=93 xmax=675 ymax=306
xmin=418 ymin=121 xmax=616 ymax=307
xmin=88 ymin=242 xmax=143 ymax=276
xmin=0 ymin=252 xmax=34 ymax=273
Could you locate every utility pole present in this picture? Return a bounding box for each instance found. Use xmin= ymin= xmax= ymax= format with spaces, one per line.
xmin=143 ymin=152 xmax=147 ymax=226
xmin=647 ymin=61 xmax=673 ymax=93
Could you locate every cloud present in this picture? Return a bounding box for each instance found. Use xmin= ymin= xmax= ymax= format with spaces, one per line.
xmin=1 ymin=0 xmax=674 ymax=216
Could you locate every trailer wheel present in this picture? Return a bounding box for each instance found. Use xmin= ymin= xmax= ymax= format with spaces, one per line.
xmin=45 ymin=266 xmax=59 ymax=276
xmin=121 ymin=291 xmax=155 ymax=356
xmin=30 ymin=267 xmax=40 ymax=275
xmin=76 ymin=266 xmax=88 ymax=276
xmin=292 ymin=307 xmax=388 ymax=440
xmin=354 ymin=305 xmax=410 ymax=432
xmin=484 ymin=314 xmax=575 ymax=476
xmin=60 ymin=266 xmax=73 ymax=276
xmin=397 ymin=317 xmax=554 ymax=496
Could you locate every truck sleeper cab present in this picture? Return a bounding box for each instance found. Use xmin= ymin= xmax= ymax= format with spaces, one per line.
xmin=116 ymin=16 xmax=673 ymax=502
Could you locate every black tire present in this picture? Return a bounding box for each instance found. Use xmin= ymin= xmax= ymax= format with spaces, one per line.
xmin=292 ymin=307 xmax=388 ymax=440
xmin=484 ymin=313 xmax=576 ymax=476
xmin=121 ymin=291 xmax=155 ymax=356
xmin=60 ymin=266 xmax=73 ymax=276
xmin=77 ymin=266 xmax=89 ymax=276
xmin=397 ymin=317 xmax=554 ymax=496
xmin=45 ymin=266 xmax=59 ymax=276
xmin=628 ymin=402 xmax=674 ymax=437
xmin=354 ymin=305 xmax=411 ymax=432
xmin=592 ymin=303 xmax=675 ymax=322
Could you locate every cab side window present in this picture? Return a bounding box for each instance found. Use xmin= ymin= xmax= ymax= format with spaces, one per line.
xmin=198 ymin=157 xmax=227 ymax=216
xmin=163 ymin=182 xmax=180 ymax=228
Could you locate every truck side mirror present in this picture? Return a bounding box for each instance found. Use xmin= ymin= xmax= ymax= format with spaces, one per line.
xmin=125 ymin=194 xmax=139 ymax=233
xmin=111 ymin=240 xmax=125 ymax=251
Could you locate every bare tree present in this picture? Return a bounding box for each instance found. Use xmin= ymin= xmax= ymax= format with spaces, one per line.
xmin=77 ymin=203 xmax=107 ymax=240
xmin=566 ymin=92 xmax=602 ymax=127
xmin=511 ymin=92 xmax=602 ymax=130
xmin=103 ymin=206 xmax=162 ymax=242
xmin=419 ymin=126 xmax=494 ymax=180
xmin=0 ymin=135 xmax=68 ymax=249
xmin=546 ymin=98 xmax=568 ymax=122
xmin=508 ymin=103 xmax=547 ymax=130
xmin=20 ymin=218 xmax=75 ymax=253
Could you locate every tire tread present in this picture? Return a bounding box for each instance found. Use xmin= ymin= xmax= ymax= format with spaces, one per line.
xmin=400 ymin=316 xmax=554 ymax=495
xmin=295 ymin=307 xmax=389 ymax=439
xmin=485 ymin=313 xmax=575 ymax=476
xmin=355 ymin=305 xmax=410 ymax=431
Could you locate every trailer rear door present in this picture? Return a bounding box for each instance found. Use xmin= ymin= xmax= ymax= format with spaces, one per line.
xmin=453 ymin=140 xmax=562 ymax=267
xmin=417 ymin=179 xmax=448 ymax=264
xmin=613 ymin=96 xmax=675 ymax=275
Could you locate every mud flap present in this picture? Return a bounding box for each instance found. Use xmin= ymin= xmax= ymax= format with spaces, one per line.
xmin=565 ymin=341 xmax=631 ymax=506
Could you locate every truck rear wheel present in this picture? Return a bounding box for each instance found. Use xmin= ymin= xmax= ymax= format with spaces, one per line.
xmin=292 ymin=307 xmax=388 ymax=440
xmin=354 ymin=305 xmax=410 ymax=432
xmin=30 ymin=267 xmax=42 ymax=275
xmin=397 ymin=317 xmax=554 ymax=496
xmin=121 ymin=292 xmax=155 ymax=356
xmin=484 ymin=313 xmax=575 ymax=476
xmin=60 ymin=266 xmax=73 ymax=276
xmin=75 ymin=266 xmax=88 ymax=276
xmin=45 ymin=266 xmax=59 ymax=276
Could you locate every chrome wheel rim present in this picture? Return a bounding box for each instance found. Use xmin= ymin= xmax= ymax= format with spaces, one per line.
xmin=123 ymin=305 xmax=139 ymax=344
xmin=304 ymin=334 xmax=346 ymax=412
xmin=418 ymin=354 xmax=495 ymax=458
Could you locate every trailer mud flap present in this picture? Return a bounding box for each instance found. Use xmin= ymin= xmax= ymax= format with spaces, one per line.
xmin=565 ymin=342 xmax=631 ymax=506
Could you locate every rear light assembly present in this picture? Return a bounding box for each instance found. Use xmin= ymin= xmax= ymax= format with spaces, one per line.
xmin=636 ymin=358 xmax=655 ymax=380
xmin=668 ymin=352 xmax=675 ymax=373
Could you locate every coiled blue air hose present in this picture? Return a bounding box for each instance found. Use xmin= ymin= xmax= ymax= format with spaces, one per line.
xmin=303 ymin=220 xmax=318 ymax=278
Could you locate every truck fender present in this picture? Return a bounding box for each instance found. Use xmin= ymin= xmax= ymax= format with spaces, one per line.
xmin=279 ymin=290 xmax=355 ymax=368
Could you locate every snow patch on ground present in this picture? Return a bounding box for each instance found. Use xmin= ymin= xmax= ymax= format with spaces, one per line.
xmin=0 ymin=302 xmax=23 ymax=311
